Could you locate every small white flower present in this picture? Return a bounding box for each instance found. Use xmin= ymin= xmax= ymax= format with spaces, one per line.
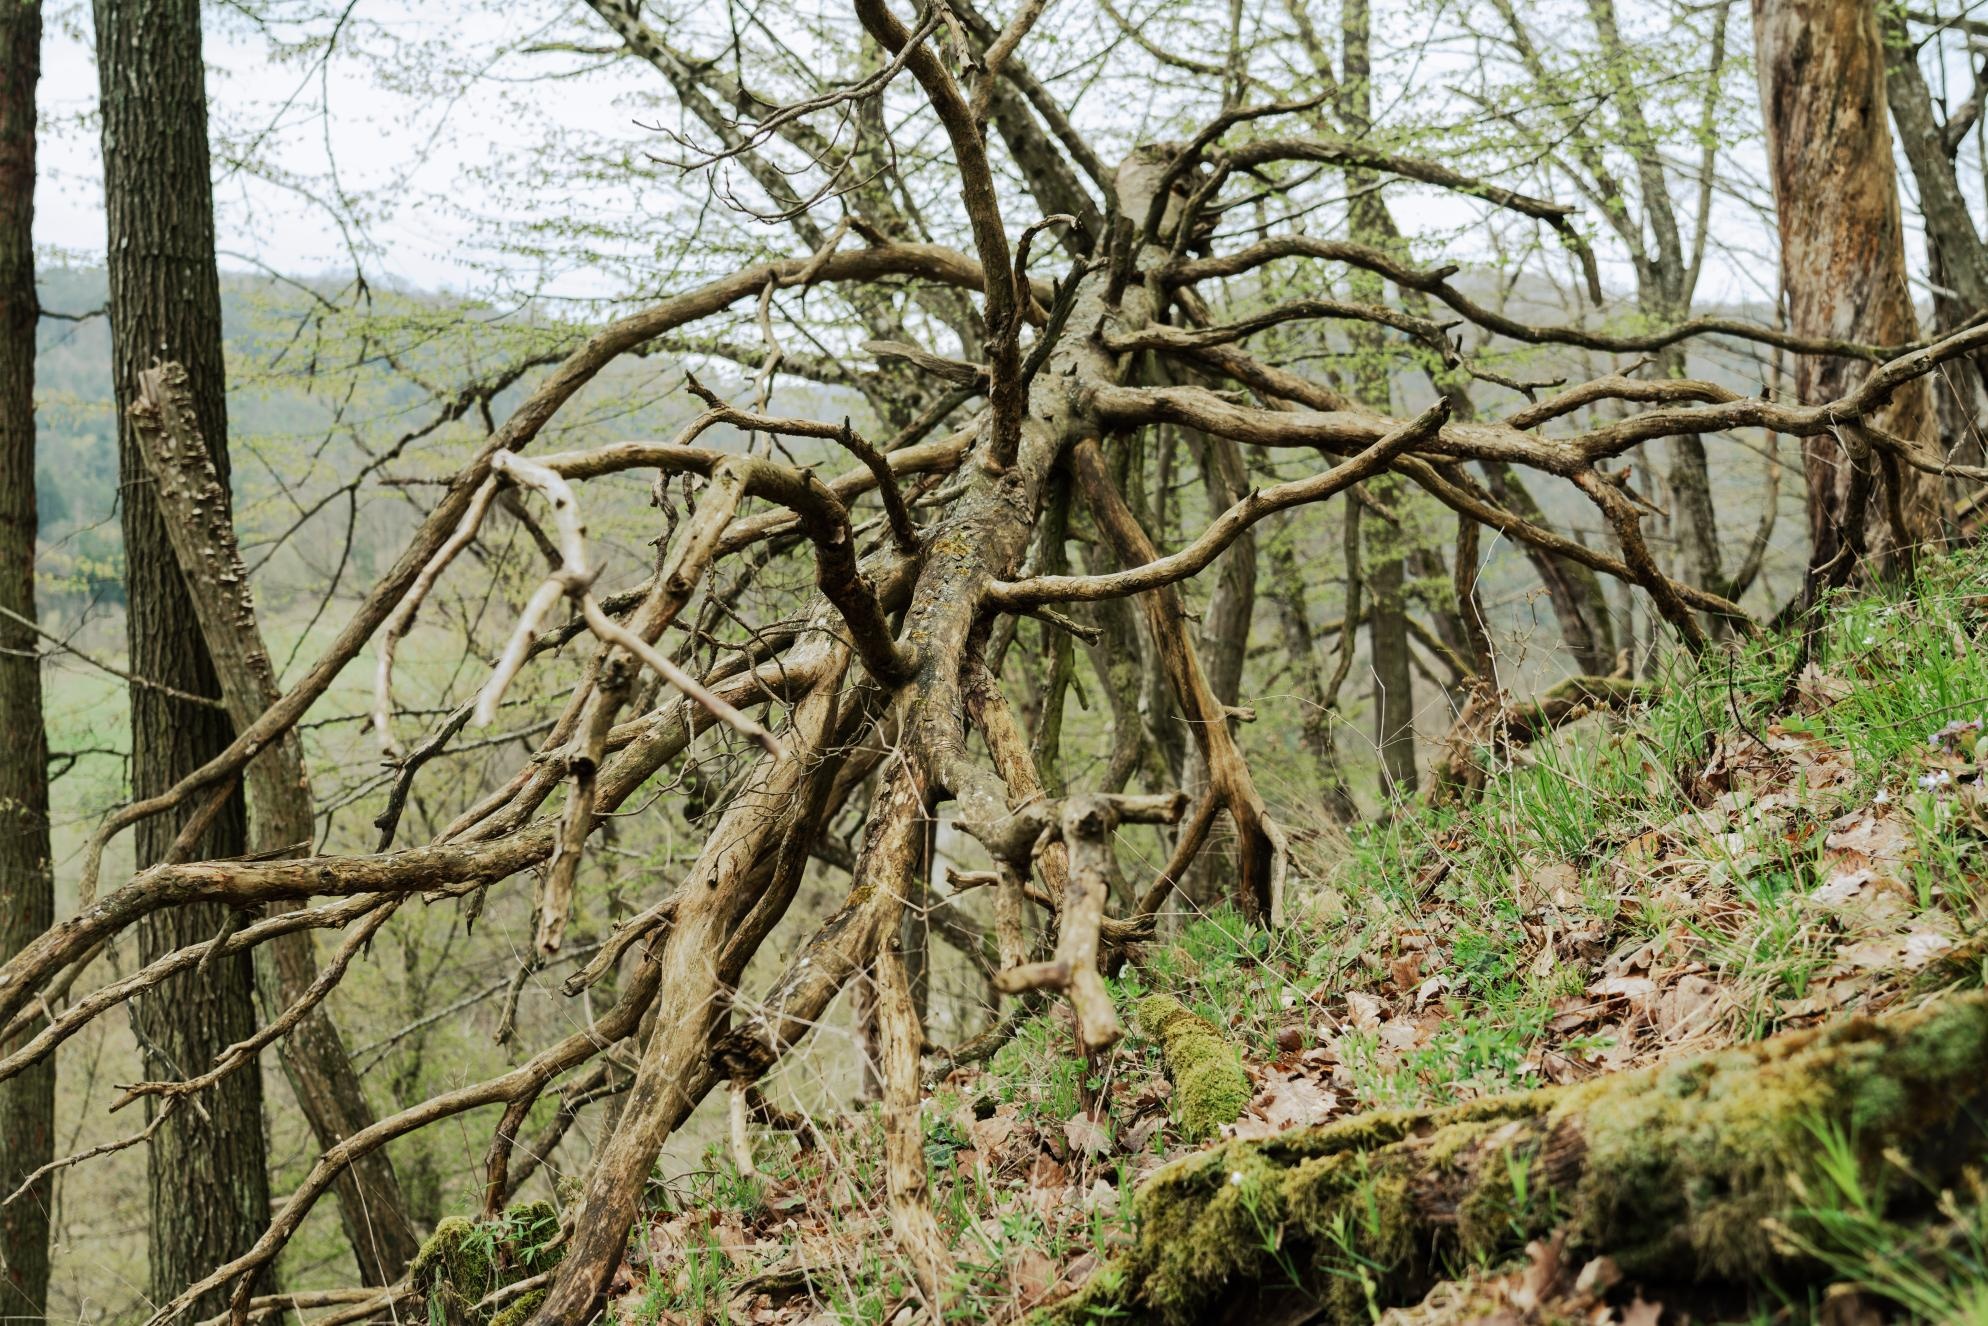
xmin=1919 ymin=771 xmax=1953 ymax=791
xmin=1229 ymin=1171 xmax=1245 ymax=1187
xmin=1874 ymin=787 xmax=1891 ymax=805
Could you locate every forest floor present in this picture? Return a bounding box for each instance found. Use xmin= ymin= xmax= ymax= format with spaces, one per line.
xmin=429 ymin=550 xmax=1988 ymax=1326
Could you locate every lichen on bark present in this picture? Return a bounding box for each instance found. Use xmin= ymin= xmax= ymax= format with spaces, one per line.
xmin=1049 ymin=991 xmax=1988 ymax=1324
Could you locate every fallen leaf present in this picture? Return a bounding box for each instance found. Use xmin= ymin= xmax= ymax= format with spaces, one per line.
xmin=1346 ymin=990 xmax=1385 ymax=1029
xmin=969 ymin=1115 xmax=1017 ymax=1157
xmin=1259 ymin=1071 xmax=1337 ymax=1130
xmin=1063 ymin=1112 xmax=1113 ymax=1159
xmin=1026 ymin=1153 xmax=1068 ymax=1189
xmin=1121 ymin=1113 xmax=1165 ymax=1154
xmin=1012 ymin=1248 xmax=1058 ymax=1306
xmin=1655 ymin=973 xmax=1724 ymax=1041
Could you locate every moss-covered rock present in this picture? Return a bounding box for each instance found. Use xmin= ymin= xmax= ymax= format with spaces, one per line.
xmin=1047 ymin=990 xmax=1988 ymax=1325
xmin=410 ymin=1201 xmax=564 ymax=1326
xmin=1136 ymin=993 xmax=1251 ymax=1141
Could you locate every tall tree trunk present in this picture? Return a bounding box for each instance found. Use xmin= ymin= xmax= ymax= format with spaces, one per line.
xmin=130 ymin=366 xmax=420 ymax=1287
xmin=1182 ymin=426 xmax=1256 ymax=906
xmin=1752 ymin=0 xmax=1946 ymax=590
xmin=1881 ymin=25 xmax=1988 ymax=489
xmin=93 ymin=0 xmax=272 ymax=1313
xmin=0 ymin=3 xmax=53 ymax=1319
xmin=1340 ymin=0 xmax=1416 ymax=798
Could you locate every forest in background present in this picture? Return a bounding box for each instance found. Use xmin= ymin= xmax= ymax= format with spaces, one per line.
xmin=3 ymin=1 xmax=1987 ymax=1324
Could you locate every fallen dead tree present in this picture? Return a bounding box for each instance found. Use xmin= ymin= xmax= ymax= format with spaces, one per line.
xmin=12 ymin=5 xmax=1988 ymax=1318
xmin=1044 ymin=990 xmax=1988 ymax=1324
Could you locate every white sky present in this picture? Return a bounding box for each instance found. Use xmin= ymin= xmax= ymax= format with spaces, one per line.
xmin=23 ymin=0 xmax=1962 ymax=315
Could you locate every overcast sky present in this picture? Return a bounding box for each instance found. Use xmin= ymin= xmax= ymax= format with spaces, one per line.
xmin=24 ymin=0 xmax=1956 ymax=315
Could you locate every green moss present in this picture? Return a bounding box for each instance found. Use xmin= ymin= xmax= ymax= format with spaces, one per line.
xmin=1135 ymin=993 xmax=1251 ymax=1140
xmin=488 ymin=1290 xmax=546 ymax=1326
xmin=410 ymin=1217 xmax=499 ymax=1322
xmin=410 ymin=1203 xmax=566 ymax=1326
xmin=1043 ymin=991 xmax=1988 ymax=1326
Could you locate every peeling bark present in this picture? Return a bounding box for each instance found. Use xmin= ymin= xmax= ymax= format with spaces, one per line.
xmin=1753 ymin=0 xmax=1947 ymax=589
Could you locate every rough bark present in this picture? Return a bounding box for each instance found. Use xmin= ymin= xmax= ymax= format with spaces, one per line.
xmin=1364 ymin=536 xmax=1415 ymax=798
xmin=93 ymin=0 xmax=271 ymax=1312
xmin=0 ymin=2 xmax=51 ymax=1318
xmin=129 ymin=365 xmax=421 ymax=1287
xmin=1050 ymin=990 xmax=1988 ymax=1325
xmin=1752 ymin=0 xmax=1947 ymax=589
xmin=1881 ymin=20 xmax=1988 ymax=316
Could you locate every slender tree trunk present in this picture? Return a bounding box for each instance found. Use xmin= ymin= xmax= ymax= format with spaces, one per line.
xmin=0 ymin=3 xmax=52 ymax=1319
xmin=1368 ymin=543 xmax=1417 ymax=798
xmin=1339 ymin=0 xmax=1416 ymax=798
xmin=1752 ymin=0 xmax=1946 ymax=588
xmin=1185 ymin=427 xmax=1255 ymax=904
xmin=130 ymin=366 xmax=420 ymax=1286
xmin=1881 ymin=32 xmax=1988 ymax=488
xmin=93 ymin=0 xmax=272 ymax=1312
xmin=1267 ymin=541 xmax=1358 ymax=823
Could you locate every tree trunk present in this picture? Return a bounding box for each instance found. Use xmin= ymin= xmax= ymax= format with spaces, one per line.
xmin=1340 ymin=0 xmax=1416 ymax=799
xmin=1368 ymin=541 xmax=1417 ymax=798
xmin=1752 ymin=0 xmax=1946 ymax=591
xmin=93 ymin=0 xmax=272 ymax=1313
xmin=0 ymin=3 xmax=52 ymax=1319
xmin=1187 ymin=427 xmax=1255 ymax=905
xmin=1048 ymin=991 xmax=1988 ymax=1325
xmin=1880 ymin=27 xmax=1988 ymax=489
xmin=130 ymin=365 xmax=421 ymax=1287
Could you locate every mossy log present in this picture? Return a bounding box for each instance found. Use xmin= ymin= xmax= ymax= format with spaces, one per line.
xmin=1136 ymin=994 xmax=1251 ymax=1141
xmin=1049 ymin=991 xmax=1988 ymax=1324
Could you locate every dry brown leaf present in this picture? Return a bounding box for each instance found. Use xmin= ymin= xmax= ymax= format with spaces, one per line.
xmin=969 ymin=1114 xmax=1017 ymax=1157
xmin=1259 ymin=1071 xmax=1338 ymax=1130
xmin=1655 ymin=973 xmax=1724 ymax=1041
xmin=1346 ymin=990 xmax=1386 ymax=1029
xmin=1838 ymin=926 xmax=1954 ymax=972
xmin=1026 ymin=1152 xmax=1068 ymax=1189
xmin=1063 ymin=1112 xmax=1113 ymax=1159
xmin=1794 ymin=663 xmax=1852 ymax=713
xmin=1824 ymin=807 xmax=1914 ymax=864
xmin=1012 ymin=1247 xmax=1059 ymax=1307
xmin=1120 ymin=1113 xmax=1165 ymax=1154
